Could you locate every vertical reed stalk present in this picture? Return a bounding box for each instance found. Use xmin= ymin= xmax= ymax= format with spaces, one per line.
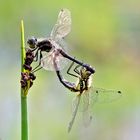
xmin=21 ymin=20 xmax=28 ymax=140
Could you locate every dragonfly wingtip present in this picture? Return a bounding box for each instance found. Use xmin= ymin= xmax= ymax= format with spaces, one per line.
xmin=118 ymin=90 xmax=122 ymax=94
xmin=67 ymin=122 xmax=73 ymax=133
xmin=67 ymin=126 xmax=71 ymax=133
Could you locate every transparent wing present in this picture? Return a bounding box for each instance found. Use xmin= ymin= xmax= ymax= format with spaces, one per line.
xmin=70 ymin=89 xmax=92 ymax=129
xmin=68 ymin=87 xmax=122 ymax=131
xmin=79 ymin=89 xmax=90 ymax=112
xmin=76 ymin=87 xmax=94 ymax=112
xmin=50 ymin=9 xmax=71 ymax=41
xmin=68 ymin=95 xmax=81 ymax=133
xmin=82 ymin=108 xmax=92 ymax=127
xmin=90 ymin=87 xmax=122 ymax=104
xmin=41 ymin=49 xmax=68 ymax=71
xmin=81 ymin=87 xmax=122 ymax=126
xmin=80 ymin=89 xmax=92 ymax=127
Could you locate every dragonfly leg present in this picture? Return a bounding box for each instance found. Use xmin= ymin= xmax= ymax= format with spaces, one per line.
xmin=31 ymin=51 xmax=43 ymax=73
xmin=32 ymin=65 xmax=42 ymax=73
xmin=74 ymin=64 xmax=81 ymax=75
xmin=67 ymin=60 xmax=78 ymax=78
xmin=33 ymin=48 xmax=40 ymax=62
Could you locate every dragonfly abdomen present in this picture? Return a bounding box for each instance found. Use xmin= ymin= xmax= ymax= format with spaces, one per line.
xmin=56 ymin=71 xmax=79 ymax=92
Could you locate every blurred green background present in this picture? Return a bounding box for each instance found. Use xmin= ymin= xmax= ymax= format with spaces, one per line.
xmin=0 ymin=0 xmax=140 ymax=140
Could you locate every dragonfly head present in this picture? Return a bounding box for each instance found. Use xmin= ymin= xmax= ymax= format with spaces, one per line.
xmin=80 ymin=66 xmax=93 ymax=80
xmin=82 ymin=64 xmax=95 ymax=74
xmin=27 ymin=37 xmax=37 ymax=49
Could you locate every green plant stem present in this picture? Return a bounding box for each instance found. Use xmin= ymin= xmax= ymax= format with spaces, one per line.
xmin=21 ymin=20 xmax=28 ymax=140
xmin=21 ymin=96 xmax=28 ymax=140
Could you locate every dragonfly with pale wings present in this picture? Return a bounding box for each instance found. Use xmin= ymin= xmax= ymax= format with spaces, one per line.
xmin=26 ymin=8 xmax=121 ymax=132
xmin=27 ymin=9 xmax=95 ymax=74
xmin=53 ymin=60 xmax=122 ymax=132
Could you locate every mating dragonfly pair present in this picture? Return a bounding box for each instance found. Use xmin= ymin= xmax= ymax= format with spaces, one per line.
xmin=26 ymin=9 xmax=121 ymax=132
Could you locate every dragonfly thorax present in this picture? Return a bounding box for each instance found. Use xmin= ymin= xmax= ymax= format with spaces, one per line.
xmin=75 ymin=72 xmax=92 ymax=93
xmin=27 ymin=37 xmax=56 ymax=53
xmin=36 ymin=38 xmax=54 ymax=52
xmin=80 ymin=67 xmax=93 ymax=80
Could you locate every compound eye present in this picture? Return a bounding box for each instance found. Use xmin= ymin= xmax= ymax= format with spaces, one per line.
xmin=27 ymin=37 xmax=37 ymax=48
xmin=83 ymin=64 xmax=95 ymax=74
